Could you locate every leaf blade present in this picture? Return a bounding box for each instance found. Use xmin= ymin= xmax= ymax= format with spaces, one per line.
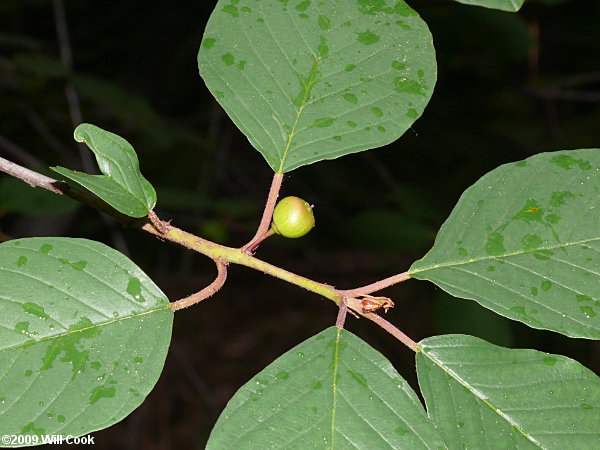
xmin=207 ymin=327 xmax=444 ymax=449
xmin=410 ymin=149 xmax=600 ymax=339
xmin=0 ymin=237 xmax=173 ymax=440
xmin=51 ymin=124 xmax=157 ymax=218
xmin=417 ymin=334 xmax=600 ymax=448
xmin=198 ymin=0 xmax=437 ymax=172
xmin=452 ymin=0 xmax=525 ymax=12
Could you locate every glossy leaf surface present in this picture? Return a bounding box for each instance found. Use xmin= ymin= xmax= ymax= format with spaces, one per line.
xmin=198 ymin=0 xmax=436 ymax=172
xmin=0 ymin=238 xmax=173 ymax=442
xmin=417 ymin=335 xmax=600 ymax=448
xmin=208 ymin=327 xmax=443 ymax=449
xmin=410 ymin=149 xmax=600 ymax=339
xmin=51 ymin=124 xmax=156 ymax=218
xmin=453 ymin=0 xmax=525 ymax=11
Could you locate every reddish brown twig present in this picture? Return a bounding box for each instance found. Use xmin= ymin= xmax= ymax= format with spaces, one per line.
xmin=242 ymin=172 xmax=283 ymax=254
xmin=169 ymin=258 xmax=228 ymax=311
xmin=340 ymin=271 xmax=410 ymax=297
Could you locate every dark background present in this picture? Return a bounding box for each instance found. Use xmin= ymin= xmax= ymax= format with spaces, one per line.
xmin=1 ymin=0 xmax=599 ymax=448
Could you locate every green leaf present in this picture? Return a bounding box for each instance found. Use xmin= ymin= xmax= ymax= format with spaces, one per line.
xmin=198 ymin=0 xmax=436 ymax=173
xmin=0 ymin=238 xmax=173 ymax=441
xmin=207 ymin=327 xmax=444 ymax=449
xmin=409 ymin=149 xmax=600 ymax=339
xmin=452 ymin=0 xmax=526 ymax=12
xmin=417 ymin=334 xmax=600 ymax=448
xmin=51 ymin=124 xmax=157 ymax=218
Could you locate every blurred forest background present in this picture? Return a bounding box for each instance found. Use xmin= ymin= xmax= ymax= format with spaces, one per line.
xmin=1 ymin=0 xmax=599 ymax=448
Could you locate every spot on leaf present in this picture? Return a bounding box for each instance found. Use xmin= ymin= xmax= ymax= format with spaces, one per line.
xmin=295 ymin=0 xmax=310 ymax=12
xmin=308 ymin=117 xmax=335 ymax=128
xmin=222 ymin=4 xmax=239 ymax=17
xmin=343 ymin=93 xmax=358 ymax=104
xmin=22 ymin=302 xmax=50 ymax=320
xmin=89 ymin=385 xmax=116 ymax=405
xmin=393 ymin=77 xmax=427 ymax=96
xmin=221 ymin=52 xmax=235 ymax=66
xmin=202 ymin=38 xmax=216 ymax=49
xmin=356 ymin=30 xmax=380 ymax=45
xmin=550 ymin=154 xmax=592 ymax=170
xmin=549 ymin=191 xmax=574 ymax=207
xmin=485 ymin=232 xmax=506 ymax=256
xmin=318 ymin=15 xmax=331 ymax=31
xmin=371 ymin=106 xmax=384 ymax=117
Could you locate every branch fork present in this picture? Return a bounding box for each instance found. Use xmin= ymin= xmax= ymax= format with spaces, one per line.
xmin=169 ymin=258 xmax=228 ymax=311
xmin=1 ymin=156 xmax=419 ymax=351
xmin=242 ymin=172 xmax=283 ymax=254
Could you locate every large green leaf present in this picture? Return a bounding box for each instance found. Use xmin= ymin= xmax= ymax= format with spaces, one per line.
xmin=417 ymin=335 xmax=600 ymax=448
xmin=453 ymin=0 xmax=525 ymax=11
xmin=0 ymin=238 xmax=173 ymax=443
xmin=207 ymin=326 xmax=444 ymax=449
xmin=51 ymin=124 xmax=157 ymax=218
xmin=409 ymin=149 xmax=600 ymax=339
xmin=198 ymin=0 xmax=436 ymax=173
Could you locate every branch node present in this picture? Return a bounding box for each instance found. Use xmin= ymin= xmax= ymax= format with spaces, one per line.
xmin=148 ymin=210 xmax=169 ymax=235
xmin=340 ymin=271 xmax=410 ymax=297
xmin=336 ymin=297 xmax=348 ymax=329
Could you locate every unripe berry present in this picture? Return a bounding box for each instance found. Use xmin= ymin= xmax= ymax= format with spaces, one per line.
xmin=271 ymin=196 xmax=315 ymax=238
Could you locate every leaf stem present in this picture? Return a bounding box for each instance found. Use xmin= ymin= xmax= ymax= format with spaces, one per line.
xmin=0 ymin=156 xmax=64 ymax=194
xmin=340 ymin=271 xmax=411 ymax=296
xmin=0 ymin=156 xmax=137 ymax=225
xmin=365 ymin=313 xmax=418 ymax=352
xmin=142 ymin=221 xmax=342 ymax=305
xmin=148 ymin=209 xmax=168 ymax=235
xmin=245 ymin=229 xmax=275 ymax=254
xmin=242 ymin=172 xmax=283 ymax=254
xmin=169 ymin=258 xmax=228 ymax=310
xmin=335 ymin=297 xmax=348 ymax=329
xmin=2 ymin=157 xmax=418 ymax=349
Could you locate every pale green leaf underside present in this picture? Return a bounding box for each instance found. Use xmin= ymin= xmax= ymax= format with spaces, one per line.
xmin=453 ymin=0 xmax=525 ymax=12
xmin=207 ymin=327 xmax=444 ymax=449
xmin=0 ymin=238 xmax=173 ymax=443
xmin=417 ymin=335 xmax=600 ymax=448
xmin=198 ymin=0 xmax=436 ymax=173
xmin=51 ymin=123 xmax=157 ymax=218
xmin=410 ymin=149 xmax=600 ymax=339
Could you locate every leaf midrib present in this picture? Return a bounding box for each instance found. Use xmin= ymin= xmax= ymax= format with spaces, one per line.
xmin=0 ymin=306 xmax=171 ymax=354
xmin=330 ymin=327 xmax=342 ymax=449
xmin=410 ymin=237 xmax=600 ymax=276
xmin=276 ymin=5 xmax=338 ymax=173
xmin=420 ymin=349 xmax=543 ymax=448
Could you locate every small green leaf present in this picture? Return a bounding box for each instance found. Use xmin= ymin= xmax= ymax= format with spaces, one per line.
xmin=410 ymin=149 xmax=600 ymax=339
xmin=208 ymin=327 xmax=444 ymax=449
xmin=198 ymin=0 xmax=436 ymax=172
xmin=0 ymin=237 xmax=173 ymax=440
xmin=51 ymin=124 xmax=157 ymax=218
xmin=417 ymin=335 xmax=600 ymax=448
xmin=452 ymin=0 xmax=526 ymax=12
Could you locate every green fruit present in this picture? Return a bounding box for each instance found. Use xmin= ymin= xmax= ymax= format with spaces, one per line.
xmin=271 ymin=196 xmax=315 ymax=238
